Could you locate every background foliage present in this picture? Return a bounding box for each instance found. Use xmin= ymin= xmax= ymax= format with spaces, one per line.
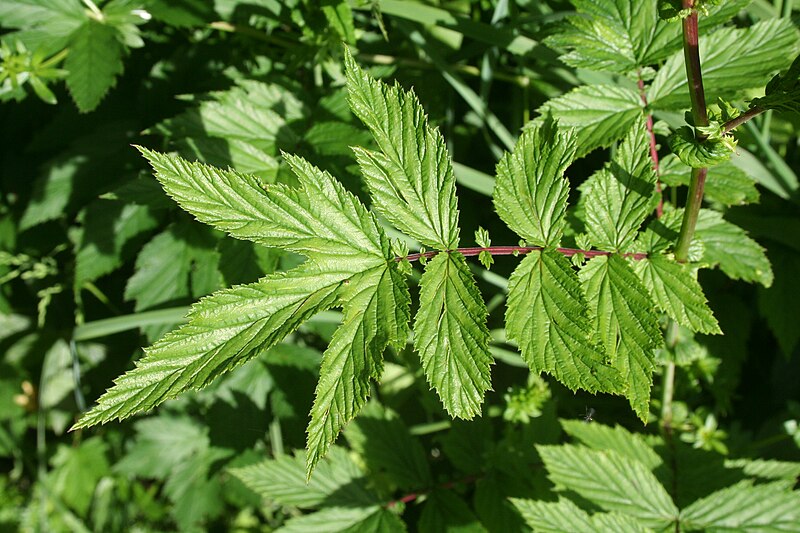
xmin=1 ymin=0 xmax=799 ymax=531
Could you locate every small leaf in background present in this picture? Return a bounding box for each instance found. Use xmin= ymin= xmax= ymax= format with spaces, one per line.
xmin=344 ymin=402 xmax=432 ymax=490
xmin=65 ymin=20 xmax=124 ymax=112
xmin=695 ymin=209 xmax=773 ymax=287
xmin=633 ymin=254 xmax=720 ymax=335
xmin=659 ymin=155 xmax=759 ymax=206
xmin=680 ymin=480 xmax=800 ymax=531
xmin=751 ymin=53 xmax=800 ymax=114
xmin=49 ymin=437 xmax=110 ymax=517
xmin=649 ymin=19 xmax=800 ymax=109
xmin=533 ymin=84 xmax=644 ymax=158
xmin=536 ymin=444 xmax=678 ymax=529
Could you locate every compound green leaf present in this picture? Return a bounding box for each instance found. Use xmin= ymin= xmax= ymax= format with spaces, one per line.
xmin=506 ymin=249 xmax=623 ymax=394
xmin=680 ymin=481 xmax=800 ymax=531
xmin=534 ymin=84 xmax=644 ymax=158
xmin=345 ymin=48 xmax=459 ymax=250
xmin=138 ymin=148 xmax=389 ymax=270
xmin=306 ymin=263 xmax=411 ymax=477
xmin=584 ymin=120 xmax=658 ymax=252
xmin=580 ymin=255 xmax=662 ymax=421
xmin=650 ymin=19 xmax=800 ymax=110
xmin=73 ymin=264 xmax=346 ymax=429
xmin=634 ymin=254 xmax=720 ymax=334
xmin=695 ymin=209 xmax=773 ymax=287
xmin=65 ymin=20 xmax=125 ymax=112
xmin=414 ymin=252 xmax=492 ymax=419
xmin=494 ymin=119 xmax=577 ymax=247
xmin=537 ymin=444 xmax=678 ymax=529
xmin=230 ymin=446 xmax=375 ymax=509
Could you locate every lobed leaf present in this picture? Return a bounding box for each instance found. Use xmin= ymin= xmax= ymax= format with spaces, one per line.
xmin=414 ymin=253 xmax=492 ymax=419
xmin=533 ymin=84 xmax=644 ymax=158
xmin=494 ymin=119 xmax=577 ymax=247
xmin=306 ymin=264 xmax=411 ymax=477
xmin=537 ymin=444 xmax=678 ymax=529
xmin=580 ymin=255 xmax=662 ymax=421
xmin=345 ymin=48 xmax=459 ymax=250
xmin=506 ymin=249 xmax=624 ymax=394
xmin=584 ymin=120 xmax=658 ymax=252
xmin=138 ymin=148 xmax=389 ymax=270
xmin=73 ymin=265 xmax=346 ymax=429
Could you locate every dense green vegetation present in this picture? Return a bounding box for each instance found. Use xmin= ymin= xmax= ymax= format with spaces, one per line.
xmin=2 ymin=1 xmax=799 ymax=531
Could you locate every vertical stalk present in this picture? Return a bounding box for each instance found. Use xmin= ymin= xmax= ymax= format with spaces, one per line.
xmin=673 ymin=1 xmax=710 ymax=262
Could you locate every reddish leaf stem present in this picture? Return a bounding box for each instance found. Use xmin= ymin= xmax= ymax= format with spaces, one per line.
xmin=638 ymin=74 xmax=663 ymax=218
xmin=400 ymin=246 xmax=648 ymax=263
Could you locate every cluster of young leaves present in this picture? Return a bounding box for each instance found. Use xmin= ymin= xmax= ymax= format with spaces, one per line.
xmin=512 ymin=419 xmax=800 ymax=532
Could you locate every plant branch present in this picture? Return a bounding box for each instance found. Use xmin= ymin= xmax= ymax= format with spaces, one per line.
xmin=400 ymin=246 xmax=648 ymax=263
xmin=722 ymin=106 xmax=766 ymax=134
xmin=674 ymin=1 xmax=710 ymax=262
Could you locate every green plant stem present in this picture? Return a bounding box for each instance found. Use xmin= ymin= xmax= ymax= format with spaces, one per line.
xmin=674 ymin=1 xmax=710 ymax=262
xmin=721 ymin=106 xmax=766 ymax=134
xmin=402 ymin=246 xmax=648 ymax=263
xmin=674 ymin=167 xmax=708 ymax=260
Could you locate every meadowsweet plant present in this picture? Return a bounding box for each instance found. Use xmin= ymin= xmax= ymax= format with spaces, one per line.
xmin=50 ymin=0 xmax=800 ymax=529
